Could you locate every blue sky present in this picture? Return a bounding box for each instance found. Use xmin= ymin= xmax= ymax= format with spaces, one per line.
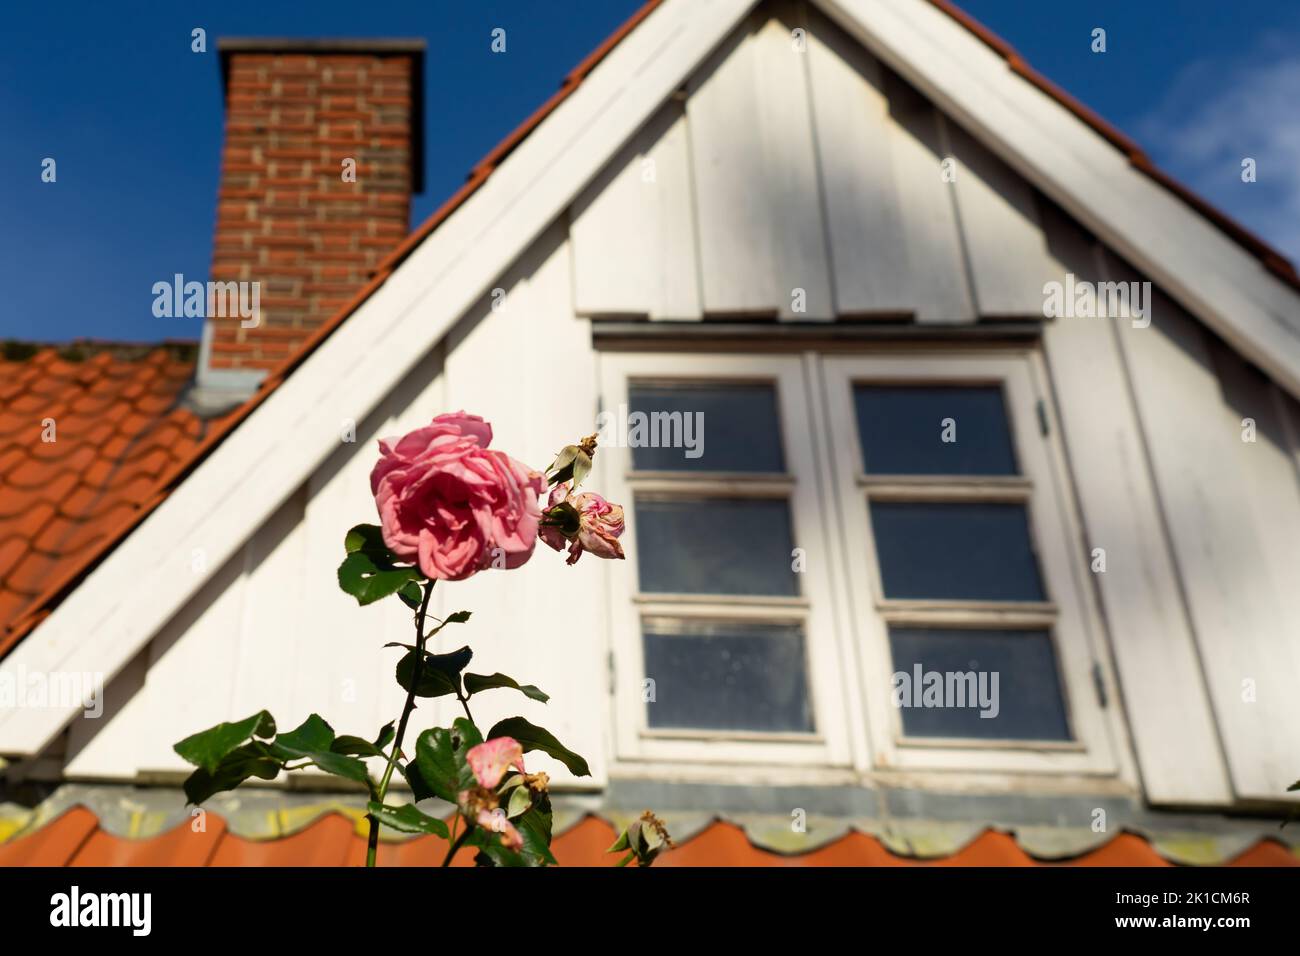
xmin=2 ymin=0 xmax=1297 ymax=343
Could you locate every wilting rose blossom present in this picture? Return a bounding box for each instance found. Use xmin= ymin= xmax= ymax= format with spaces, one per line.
xmin=466 ymin=737 xmax=525 ymax=790
xmin=474 ymin=808 xmax=524 ymax=851
xmin=540 ymin=484 xmax=626 ymax=566
xmin=370 ymin=412 xmax=545 ymax=581
xmin=457 ymin=787 xmax=525 ymax=851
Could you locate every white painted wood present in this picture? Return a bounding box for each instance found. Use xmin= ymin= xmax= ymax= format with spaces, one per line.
xmin=751 ymin=3 xmax=835 ymax=320
xmin=804 ymin=7 xmax=910 ymax=316
xmin=686 ymin=21 xmax=779 ymax=315
xmin=946 ymin=120 xmax=1055 ymax=316
xmin=63 ymin=543 xmax=251 ymax=778
xmin=819 ymin=0 xmax=1300 ymax=395
xmin=1113 ymin=265 xmax=1300 ymax=801
xmin=1035 ymin=206 xmax=1232 ymax=805
xmin=880 ymin=71 xmax=974 ymax=323
xmin=820 ymin=351 xmax=1119 ymax=776
xmin=0 ymin=0 xmax=762 ymax=754
xmin=570 ymin=103 xmax=703 ymax=321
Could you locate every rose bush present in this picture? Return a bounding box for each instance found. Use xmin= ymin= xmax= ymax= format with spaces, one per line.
xmin=172 ymin=413 xmax=663 ymax=867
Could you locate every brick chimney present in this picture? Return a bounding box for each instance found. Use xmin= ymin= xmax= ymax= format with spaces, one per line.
xmin=194 ymin=39 xmax=425 ymax=407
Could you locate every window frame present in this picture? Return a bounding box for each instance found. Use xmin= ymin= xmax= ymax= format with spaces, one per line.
xmin=597 ymin=352 xmax=854 ymax=767
xmin=819 ymin=351 xmax=1119 ymax=774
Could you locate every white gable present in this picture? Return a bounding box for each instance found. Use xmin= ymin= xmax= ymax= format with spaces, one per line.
xmin=4 ymin=0 xmax=1300 ymax=811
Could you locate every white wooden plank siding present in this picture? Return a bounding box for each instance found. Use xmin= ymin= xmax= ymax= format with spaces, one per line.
xmin=686 ymin=22 xmax=780 ymax=314
xmin=880 ymin=72 xmax=974 ymax=323
xmin=64 ymin=538 xmax=254 ymax=778
xmin=1113 ymin=262 xmax=1300 ymax=802
xmin=570 ymin=103 xmax=703 ymax=321
xmin=946 ymin=120 xmax=1056 ymax=317
xmin=751 ymin=3 xmax=835 ymax=320
xmin=804 ymin=6 xmax=911 ymax=315
xmin=571 ymin=5 xmax=1023 ymax=324
xmin=1037 ymin=206 xmax=1232 ymax=805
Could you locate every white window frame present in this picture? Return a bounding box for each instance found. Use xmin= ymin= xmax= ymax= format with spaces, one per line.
xmin=819 ymin=351 xmax=1119 ymax=775
xmin=597 ymin=352 xmax=854 ymax=768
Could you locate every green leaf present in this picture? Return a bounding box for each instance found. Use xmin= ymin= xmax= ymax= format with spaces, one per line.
xmin=338 ymin=551 xmax=422 ymax=606
xmin=506 ymin=785 xmax=532 ymax=819
xmin=181 ymin=741 xmax=282 ymax=805
xmin=516 ymin=804 xmax=557 ymax=867
xmin=344 ymin=523 xmax=388 ymax=555
xmin=395 ymin=645 xmax=473 ymax=698
xmin=331 ymin=735 xmax=385 ymax=758
xmin=367 ymin=801 xmax=450 ymax=838
xmin=444 ymin=610 xmax=472 ymax=625
xmin=174 ymin=710 xmax=276 ymax=774
xmin=397 ymin=580 xmax=424 ymax=610
xmin=413 ymin=727 xmax=460 ymax=804
xmin=307 ymin=751 xmax=371 ymax=786
xmin=271 ymin=714 xmax=335 ymax=757
xmin=464 ymin=672 xmax=549 ymax=704
xmin=336 ymin=720 xmax=397 ymax=758
xmin=467 ymin=828 xmax=527 ymax=867
xmin=486 ymin=716 xmax=590 ymax=777
xmin=1288 ymin=781 xmax=1300 ymax=792
xmin=452 ymin=717 xmax=484 ymax=791
xmin=546 ymin=445 xmax=592 ymax=489
xmin=400 ymin=761 xmax=435 ymax=803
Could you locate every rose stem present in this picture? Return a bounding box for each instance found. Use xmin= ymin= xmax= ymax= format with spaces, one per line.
xmin=366 ymin=579 xmax=435 ymax=868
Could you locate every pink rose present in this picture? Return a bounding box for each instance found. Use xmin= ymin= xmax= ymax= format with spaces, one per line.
xmin=370 ymin=412 xmax=545 ymax=581
xmin=540 ymin=484 xmax=626 ymax=566
xmin=466 ymin=737 xmax=525 ymax=790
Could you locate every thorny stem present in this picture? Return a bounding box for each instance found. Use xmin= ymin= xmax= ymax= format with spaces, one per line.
xmin=366 ymin=579 xmax=436 ymax=868
xmin=442 ymin=824 xmax=474 ymax=867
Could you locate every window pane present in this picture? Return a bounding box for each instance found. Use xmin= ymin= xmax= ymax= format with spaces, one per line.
xmin=888 ymin=627 xmax=1071 ymax=740
xmin=635 ymin=497 xmax=798 ymax=596
xmin=870 ymin=502 xmax=1045 ymax=601
xmin=643 ymin=619 xmax=813 ymax=732
xmin=627 ymin=383 xmax=784 ymax=472
xmin=853 ymin=385 xmax=1018 ymax=475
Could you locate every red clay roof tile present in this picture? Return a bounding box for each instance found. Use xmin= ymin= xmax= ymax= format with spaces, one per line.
xmin=0 ymin=807 xmax=1293 ymax=868
xmin=0 ymin=345 xmax=231 ymax=641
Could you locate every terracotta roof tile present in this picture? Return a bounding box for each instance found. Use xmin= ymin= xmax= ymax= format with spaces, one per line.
xmin=0 ymin=807 xmax=1293 ymax=868
xmin=0 ymin=345 xmax=229 ymax=640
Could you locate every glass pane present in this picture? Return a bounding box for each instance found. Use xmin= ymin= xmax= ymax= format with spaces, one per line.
xmin=888 ymin=627 xmax=1071 ymax=740
xmin=635 ymin=497 xmax=798 ymax=596
xmin=853 ymin=385 xmax=1018 ymax=475
xmin=870 ymin=502 xmax=1045 ymax=601
xmin=627 ymin=383 xmax=784 ymax=472
xmin=643 ymin=619 xmax=813 ymax=732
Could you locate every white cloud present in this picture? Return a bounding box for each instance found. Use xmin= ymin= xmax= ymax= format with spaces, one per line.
xmin=1136 ymin=39 xmax=1300 ymax=268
